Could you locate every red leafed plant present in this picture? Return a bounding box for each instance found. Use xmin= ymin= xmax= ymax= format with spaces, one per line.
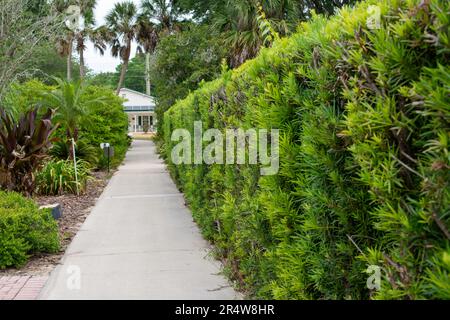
xmin=0 ymin=107 xmax=58 ymax=196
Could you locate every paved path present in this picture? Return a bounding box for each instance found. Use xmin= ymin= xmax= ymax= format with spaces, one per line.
xmin=40 ymin=140 xmax=239 ymax=300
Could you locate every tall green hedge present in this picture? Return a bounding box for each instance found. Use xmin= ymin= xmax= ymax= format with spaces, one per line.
xmin=162 ymin=0 xmax=449 ymax=299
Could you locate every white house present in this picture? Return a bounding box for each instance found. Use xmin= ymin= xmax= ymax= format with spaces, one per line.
xmin=119 ymin=88 xmax=157 ymax=133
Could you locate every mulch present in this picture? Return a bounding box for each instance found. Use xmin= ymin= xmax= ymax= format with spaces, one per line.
xmin=0 ymin=171 xmax=111 ymax=277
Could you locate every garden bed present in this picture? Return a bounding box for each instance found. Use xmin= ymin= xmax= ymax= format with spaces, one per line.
xmin=0 ymin=171 xmax=110 ymax=277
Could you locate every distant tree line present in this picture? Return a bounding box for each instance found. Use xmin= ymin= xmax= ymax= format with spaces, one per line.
xmin=1 ymin=0 xmax=359 ymax=110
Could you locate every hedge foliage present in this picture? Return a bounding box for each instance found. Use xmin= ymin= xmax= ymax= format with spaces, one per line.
xmin=162 ymin=0 xmax=449 ymax=299
xmin=78 ymin=86 xmax=129 ymax=169
xmin=0 ymin=191 xmax=59 ymax=269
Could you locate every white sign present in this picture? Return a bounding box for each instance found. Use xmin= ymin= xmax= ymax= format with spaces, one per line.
xmin=100 ymin=143 xmax=110 ymax=149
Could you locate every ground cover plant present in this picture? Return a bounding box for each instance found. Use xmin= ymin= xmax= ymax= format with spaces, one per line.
xmin=35 ymin=159 xmax=91 ymax=195
xmin=0 ymin=190 xmax=59 ymax=269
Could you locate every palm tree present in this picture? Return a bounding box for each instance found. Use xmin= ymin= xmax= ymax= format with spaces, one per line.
xmin=55 ymin=0 xmax=99 ymax=81
xmin=213 ymin=1 xmax=260 ymax=68
xmin=138 ymin=0 xmax=180 ymax=95
xmin=74 ymin=0 xmax=107 ymax=79
xmin=136 ymin=18 xmax=158 ymax=95
xmin=212 ymin=0 xmax=300 ymax=68
xmin=55 ymin=20 xmax=75 ymax=80
xmin=105 ymin=2 xmax=139 ymax=95
xmin=76 ymin=27 xmax=107 ymax=80
xmin=210 ymin=0 xmax=361 ymax=68
xmin=54 ymin=0 xmax=73 ymax=80
xmin=140 ymin=0 xmax=176 ymax=34
xmin=41 ymin=77 xmax=104 ymax=158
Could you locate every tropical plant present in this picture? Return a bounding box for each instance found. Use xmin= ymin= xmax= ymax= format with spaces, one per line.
xmin=50 ymin=139 xmax=99 ymax=165
xmin=0 ymin=107 xmax=58 ymax=196
xmin=175 ymin=0 xmax=360 ymax=68
xmin=141 ymin=0 xmax=177 ymax=33
xmin=54 ymin=0 xmax=76 ymax=81
xmin=55 ymin=0 xmax=99 ymax=81
xmin=36 ymin=159 xmax=91 ymax=195
xmin=40 ymin=77 xmax=105 ymax=158
xmin=0 ymin=190 xmax=59 ymax=269
xmin=55 ymin=37 xmax=74 ymax=81
xmin=72 ymin=0 xmax=109 ymax=79
xmin=211 ymin=0 xmax=303 ymax=67
xmin=137 ymin=15 xmax=158 ymax=95
xmin=211 ymin=1 xmax=263 ymax=68
xmin=175 ymin=0 xmax=358 ymax=21
xmin=2 ymin=80 xmax=128 ymax=169
xmin=138 ymin=0 xmax=182 ymax=94
xmin=104 ymin=1 xmax=140 ymax=94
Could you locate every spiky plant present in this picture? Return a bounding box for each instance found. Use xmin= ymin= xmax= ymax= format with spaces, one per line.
xmin=40 ymin=77 xmax=106 ymax=159
xmin=0 ymin=107 xmax=58 ymax=196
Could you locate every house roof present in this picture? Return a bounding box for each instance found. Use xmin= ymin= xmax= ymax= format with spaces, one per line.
xmin=119 ymin=88 xmax=156 ymax=109
xmin=119 ymin=88 xmax=154 ymax=100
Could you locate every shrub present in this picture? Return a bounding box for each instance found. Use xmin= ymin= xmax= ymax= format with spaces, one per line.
xmin=36 ymin=159 xmax=91 ymax=195
xmin=0 ymin=191 xmax=59 ymax=269
xmin=50 ymin=139 xmax=99 ymax=165
xmin=2 ymin=80 xmax=55 ymax=118
xmin=0 ymin=107 xmax=58 ymax=196
xmin=162 ymin=0 xmax=450 ymax=299
xmin=79 ymin=86 xmax=129 ymax=169
xmin=4 ymin=81 xmax=130 ymax=170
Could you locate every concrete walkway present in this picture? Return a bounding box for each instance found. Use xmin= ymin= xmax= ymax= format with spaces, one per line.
xmin=40 ymin=140 xmax=239 ymax=300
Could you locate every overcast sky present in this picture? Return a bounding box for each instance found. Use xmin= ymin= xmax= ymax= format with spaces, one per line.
xmin=83 ymin=0 xmax=141 ymax=74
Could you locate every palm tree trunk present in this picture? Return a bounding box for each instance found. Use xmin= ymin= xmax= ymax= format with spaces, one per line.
xmin=145 ymin=52 xmax=151 ymax=96
xmin=116 ymin=59 xmax=129 ymax=95
xmin=116 ymin=43 xmax=131 ymax=95
xmin=67 ymin=128 xmax=74 ymax=160
xmin=79 ymin=41 xmax=85 ymax=80
xmin=67 ymin=38 xmax=73 ymax=81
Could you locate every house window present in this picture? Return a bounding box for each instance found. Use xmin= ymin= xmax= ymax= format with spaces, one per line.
xmin=138 ymin=116 xmax=142 ymax=126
